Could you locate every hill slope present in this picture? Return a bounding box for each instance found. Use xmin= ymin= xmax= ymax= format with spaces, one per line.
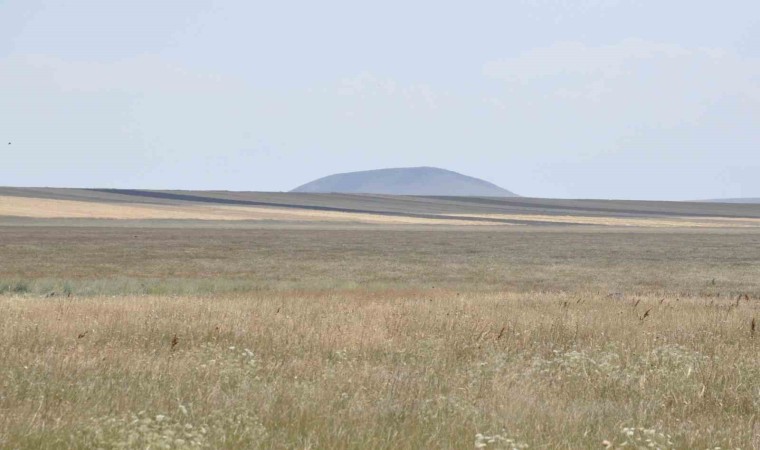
xmin=291 ymin=167 xmax=518 ymax=197
xmin=705 ymin=198 xmax=760 ymax=204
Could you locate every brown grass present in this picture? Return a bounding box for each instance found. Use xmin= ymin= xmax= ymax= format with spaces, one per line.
xmin=0 ymin=291 xmax=758 ymax=449
xmin=0 ymin=225 xmax=759 ymax=448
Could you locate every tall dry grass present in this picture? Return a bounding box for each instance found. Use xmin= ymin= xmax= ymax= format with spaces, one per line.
xmin=1 ymin=290 xmax=758 ymax=449
xmin=2 ymin=226 xmax=759 ymax=448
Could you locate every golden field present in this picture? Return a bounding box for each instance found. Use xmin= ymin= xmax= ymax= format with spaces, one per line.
xmin=1 ymin=288 xmax=758 ymax=449
xmin=0 ymin=195 xmax=488 ymax=226
xmin=5 ymin=193 xmax=760 ymax=228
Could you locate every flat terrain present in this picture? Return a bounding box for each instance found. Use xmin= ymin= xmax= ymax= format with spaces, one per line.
xmin=4 ymin=187 xmax=760 ymax=227
xmin=1 ymin=190 xmax=759 ymax=449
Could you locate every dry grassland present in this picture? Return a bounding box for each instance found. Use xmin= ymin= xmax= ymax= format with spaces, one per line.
xmin=0 ymin=226 xmax=759 ymax=449
xmin=1 ymin=291 xmax=758 ymax=449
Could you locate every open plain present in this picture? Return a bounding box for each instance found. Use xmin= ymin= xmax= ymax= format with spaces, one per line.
xmin=1 ymin=189 xmax=759 ymax=449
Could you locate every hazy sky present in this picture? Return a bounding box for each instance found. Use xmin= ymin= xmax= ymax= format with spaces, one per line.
xmin=2 ymin=1 xmax=759 ymax=200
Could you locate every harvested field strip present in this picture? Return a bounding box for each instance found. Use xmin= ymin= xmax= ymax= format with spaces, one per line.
xmin=449 ymin=212 xmax=760 ymax=228
xmin=0 ymin=195 xmax=498 ymax=225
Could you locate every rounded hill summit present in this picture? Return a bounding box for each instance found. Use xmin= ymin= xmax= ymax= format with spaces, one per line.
xmin=291 ymin=167 xmax=518 ymax=197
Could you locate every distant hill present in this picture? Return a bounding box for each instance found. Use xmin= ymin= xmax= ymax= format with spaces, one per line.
xmin=704 ymin=198 xmax=760 ymax=204
xmin=291 ymin=167 xmax=518 ymax=197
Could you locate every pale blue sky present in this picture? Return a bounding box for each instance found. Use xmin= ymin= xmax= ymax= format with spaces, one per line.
xmin=2 ymin=1 xmax=758 ymax=199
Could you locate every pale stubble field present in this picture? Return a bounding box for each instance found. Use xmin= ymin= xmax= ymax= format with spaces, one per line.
xmin=1 ymin=225 xmax=759 ymax=449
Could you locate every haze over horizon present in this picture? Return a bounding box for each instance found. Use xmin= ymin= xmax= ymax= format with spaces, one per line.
xmin=2 ymin=1 xmax=759 ymax=201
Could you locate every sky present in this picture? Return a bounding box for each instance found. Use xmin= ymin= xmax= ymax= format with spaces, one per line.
xmin=1 ymin=1 xmax=759 ymax=200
